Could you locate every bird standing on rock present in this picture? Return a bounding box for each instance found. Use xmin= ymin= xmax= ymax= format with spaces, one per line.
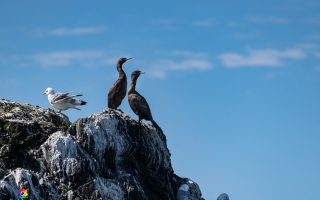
xmin=43 ymin=87 xmax=87 ymax=112
xmin=128 ymin=70 xmax=161 ymax=130
xmin=108 ymin=57 xmax=131 ymax=110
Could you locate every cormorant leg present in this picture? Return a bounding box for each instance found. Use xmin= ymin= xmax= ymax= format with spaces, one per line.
xmin=136 ymin=117 xmax=141 ymax=134
xmin=117 ymin=109 xmax=124 ymax=113
xmin=139 ymin=123 xmax=141 ymax=135
xmin=58 ymin=110 xmax=61 ymax=113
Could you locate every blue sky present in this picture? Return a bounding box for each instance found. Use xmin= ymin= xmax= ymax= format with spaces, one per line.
xmin=1 ymin=1 xmax=320 ymax=199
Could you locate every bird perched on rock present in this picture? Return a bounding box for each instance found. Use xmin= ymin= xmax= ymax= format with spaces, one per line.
xmin=217 ymin=193 xmax=229 ymax=200
xmin=128 ymin=70 xmax=160 ymax=130
xmin=43 ymin=87 xmax=87 ymax=112
xmin=108 ymin=57 xmax=131 ymax=110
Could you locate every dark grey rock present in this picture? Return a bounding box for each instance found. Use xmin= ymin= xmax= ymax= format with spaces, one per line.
xmin=0 ymin=100 xmax=203 ymax=200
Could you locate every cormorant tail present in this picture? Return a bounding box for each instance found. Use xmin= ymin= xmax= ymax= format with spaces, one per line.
xmin=151 ymin=119 xmax=162 ymax=132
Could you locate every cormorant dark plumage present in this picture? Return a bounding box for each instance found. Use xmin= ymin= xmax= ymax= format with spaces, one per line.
xmin=128 ymin=70 xmax=161 ymax=130
xmin=108 ymin=57 xmax=131 ymax=109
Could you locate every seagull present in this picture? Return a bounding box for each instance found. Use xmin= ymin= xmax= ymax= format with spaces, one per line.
xmin=43 ymin=87 xmax=87 ymax=112
xmin=217 ymin=193 xmax=229 ymax=200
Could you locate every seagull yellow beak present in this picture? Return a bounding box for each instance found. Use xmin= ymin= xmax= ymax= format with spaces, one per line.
xmin=42 ymin=92 xmax=46 ymax=95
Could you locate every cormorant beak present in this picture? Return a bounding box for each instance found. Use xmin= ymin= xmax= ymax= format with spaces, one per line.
xmin=126 ymin=57 xmax=132 ymax=61
xmin=140 ymin=72 xmax=145 ymax=74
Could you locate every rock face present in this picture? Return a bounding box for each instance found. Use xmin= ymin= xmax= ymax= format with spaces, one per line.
xmin=0 ymin=100 xmax=203 ymax=200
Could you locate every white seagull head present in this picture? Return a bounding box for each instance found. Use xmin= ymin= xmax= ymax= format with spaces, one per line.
xmin=43 ymin=88 xmax=55 ymax=95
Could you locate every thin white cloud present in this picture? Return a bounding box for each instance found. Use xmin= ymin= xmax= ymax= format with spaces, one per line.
xmin=7 ymin=79 xmax=19 ymax=85
xmin=0 ymin=54 xmax=29 ymax=67
xmin=278 ymin=5 xmax=301 ymax=11
xmin=101 ymin=57 xmax=121 ymax=66
xmin=305 ymin=17 xmax=320 ymax=24
xmin=49 ymin=27 xmax=107 ymax=36
xmin=264 ymin=72 xmax=276 ymax=79
xmin=150 ymin=59 xmax=211 ymax=78
xmin=315 ymin=52 xmax=320 ymax=57
xmin=192 ymin=19 xmax=214 ymax=27
xmin=248 ymin=16 xmax=290 ymax=24
xmin=219 ymin=48 xmax=306 ymax=68
xmin=149 ymin=19 xmax=182 ymax=25
xmin=0 ymin=79 xmax=19 ymax=87
xmin=295 ymin=43 xmax=318 ymax=49
xmin=31 ymin=27 xmax=107 ymax=37
xmin=34 ymin=51 xmax=105 ymax=67
xmin=315 ymin=66 xmax=320 ymax=71
xmin=228 ymin=22 xmax=241 ymax=27
xmin=148 ymin=19 xmax=185 ymax=30
xmin=0 ymin=50 xmax=130 ymax=68
xmin=149 ymin=18 xmax=215 ymax=28
xmin=170 ymin=51 xmax=208 ymax=58
xmin=234 ymin=33 xmax=259 ymax=39
xmin=307 ymin=34 xmax=320 ymax=40
xmin=149 ymin=51 xmax=212 ymax=78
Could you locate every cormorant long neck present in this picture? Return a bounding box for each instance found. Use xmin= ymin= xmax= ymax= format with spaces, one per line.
xmin=128 ymin=77 xmax=139 ymax=94
xmin=117 ymin=63 xmax=126 ymax=80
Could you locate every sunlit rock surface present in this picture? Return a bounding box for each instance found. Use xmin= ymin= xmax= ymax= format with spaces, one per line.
xmin=0 ymin=100 xmax=203 ymax=200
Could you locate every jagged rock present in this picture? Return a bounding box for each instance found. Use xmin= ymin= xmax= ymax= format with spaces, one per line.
xmin=0 ymin=100 xmax=204 ymax=200
xmin=0 ymin=100 xmax=70 ymax=173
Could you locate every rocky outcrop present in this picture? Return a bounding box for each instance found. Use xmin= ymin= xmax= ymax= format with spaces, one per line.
xmin=0 ymin=99 xmax=203 ymax=200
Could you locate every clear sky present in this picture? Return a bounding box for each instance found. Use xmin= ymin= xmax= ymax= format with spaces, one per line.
xmin=1 ymin=1 xmax=320 ymax=199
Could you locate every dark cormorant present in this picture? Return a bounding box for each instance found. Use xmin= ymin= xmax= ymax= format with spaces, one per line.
xmin=128 ymin=70 xmax=161 ymax=130
xmin=108 ymin=57 xmax=131 ymax=109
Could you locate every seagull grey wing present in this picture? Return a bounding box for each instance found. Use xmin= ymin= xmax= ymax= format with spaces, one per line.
xmin=50 ymin=92 xmax=70 ymax=104
xmin=132 ymin=94 xmax=153 ymax=119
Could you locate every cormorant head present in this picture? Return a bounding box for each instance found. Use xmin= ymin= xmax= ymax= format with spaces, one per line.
xmin=131 ymin=70 xmax=145 ymax=81
xmin=117 ymin=57 xmax=132 ymax=65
